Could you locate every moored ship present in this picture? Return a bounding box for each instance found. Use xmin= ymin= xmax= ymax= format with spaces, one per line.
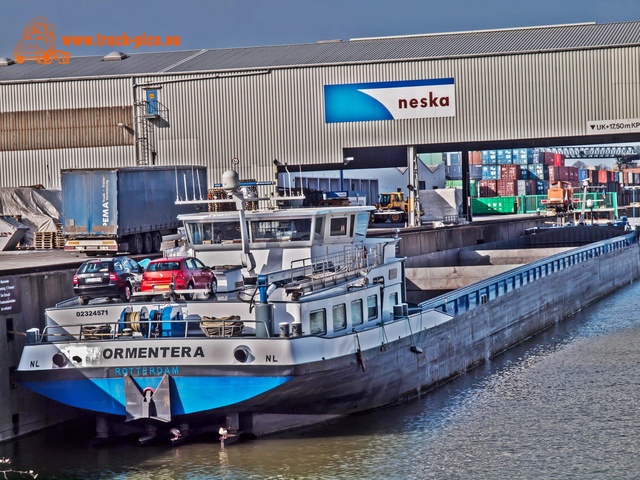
xmin=16 ymin=170 xmax=452 ymax=444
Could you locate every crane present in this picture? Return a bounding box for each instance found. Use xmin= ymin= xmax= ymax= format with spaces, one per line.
xmin=542 ymin=146 xmax=640 ymax=170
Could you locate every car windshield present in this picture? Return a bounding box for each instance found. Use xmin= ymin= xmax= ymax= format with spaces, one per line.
xmin=147 ymin=261 xmax=181 ymax=272
xmin=79 ymin=261 xmax=111 ymax=274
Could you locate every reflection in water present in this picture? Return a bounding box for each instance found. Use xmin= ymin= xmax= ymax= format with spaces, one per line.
xmin=3 ymin=281 xmax=640 ymax=479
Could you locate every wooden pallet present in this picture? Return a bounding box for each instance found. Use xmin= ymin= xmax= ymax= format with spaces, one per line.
xmin=34 ymin=224 xmax=64 ymax=249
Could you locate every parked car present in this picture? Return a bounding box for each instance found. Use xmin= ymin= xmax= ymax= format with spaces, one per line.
xmin=73 ymin=256 xmax=144 ymax=305
xmin=140 ymin=256 xmax=216 ymax=300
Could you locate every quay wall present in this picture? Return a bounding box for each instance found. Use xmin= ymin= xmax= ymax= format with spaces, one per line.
xmin=418 ymin=238 xmax=640 ymax=395
xmin=0 ymin=270 xmax=79 ymax=443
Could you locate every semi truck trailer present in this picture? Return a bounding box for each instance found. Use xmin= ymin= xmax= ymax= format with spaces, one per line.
xmin=62 ymin=166 xmax=207 ymax=255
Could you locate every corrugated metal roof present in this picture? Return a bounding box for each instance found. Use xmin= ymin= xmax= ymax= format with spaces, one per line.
xmin=1 ymin=20 xmax=639 ymax=82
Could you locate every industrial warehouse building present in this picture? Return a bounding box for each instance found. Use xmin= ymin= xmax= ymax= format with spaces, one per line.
xmin=1 ymin=20 xmax=640 ymax=214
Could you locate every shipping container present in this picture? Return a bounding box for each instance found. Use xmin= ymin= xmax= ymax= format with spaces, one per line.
xmin=578 ymin=169 xmax=590 ymax=183
xmin=597 ymin=169 xmax=609 ymax=184
xmin=478 ymin=180 xmax=498 ymax=197
xmin=544 ymin=152 xmax=555 ymax=165
xmin=469 ymin=165 xmax=483 ymax=180
xmin=481 ymin=150 xmax=497 ymax=165
xmin=497 ymin=180 xmax=516 ymax=196
xmin=62 ymin=166 xmax=207 ymax=255
xmin=496 ymin=149 xmax=513 ymax=164
xmin=553 ymin=153 xmax=565 ymax=167
xmin=472 ymin=196 xmax=517 ymax=215
xmin=470 ymin=151 xmax=483 ymax=165
xmin=532 ymin=151 xmax=545 ymax=164
xmin=527 ymin=164 xmax=548 ymax=181
xmin=499 ymin=164 xmax=519 ymax=181
xmin=447 ymin=165 xmax=462 ymax=179
xmin=481 ymin=165 xmax=501 ymax=180
xmin=447 ymin=152 xmax=461 ymax=165
xmin=512 ymin=148 xmax=534 ymax=165
xmin=536 ymin=180 xmax=549 ymax=195
xmin=516 ymin=179 xmax=537 ymax=196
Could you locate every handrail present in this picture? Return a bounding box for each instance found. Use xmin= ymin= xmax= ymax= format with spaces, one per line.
xmin=287 ymin=244 xmax=376 ymax=292
xmin=418 ymin=231 xmax=637 ymax=316
xmin=34 ymin=317 xmax=270 ymax=343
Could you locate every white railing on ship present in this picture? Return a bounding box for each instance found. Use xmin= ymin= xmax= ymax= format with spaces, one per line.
xmin=419 ymin=232 xmax=637 ymax=317
xmin=288 ymin=244 xmax=377 ymax=290
xmin=32 ymin=318 xmax=270 ymax=343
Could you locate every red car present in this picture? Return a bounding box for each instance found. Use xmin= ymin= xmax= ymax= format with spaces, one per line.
xmin=140 ymin=256 xmax=216 ymax=300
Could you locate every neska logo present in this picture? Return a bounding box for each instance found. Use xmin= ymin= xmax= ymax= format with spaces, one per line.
xmin=398 ymin=91 xmax=451 ymax=109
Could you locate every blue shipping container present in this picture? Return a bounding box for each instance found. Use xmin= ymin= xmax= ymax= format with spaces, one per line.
xmin=527 ymin=164 xmax=548 ymax=181
xmin=447 ymin=165 xmax=462 ymax=179
xmin=512 ymin=148 xmax=534 ymax=165
xmin=536 ymin=180 xmax=549 ymax=195
xmin=481 ymin=165 xmax=501 ymax=180
xmin=496 ymin=149 xmax=513 ymax=165
xmin=469 ymin=165 xmax=483 ymax=180
xmin=481 ymin=150 xmax=497 ymax=165
xmin=578 ymin=169 xmax=590 ymax=182
xmin=447 ymin=152 xmax=461 ymax=165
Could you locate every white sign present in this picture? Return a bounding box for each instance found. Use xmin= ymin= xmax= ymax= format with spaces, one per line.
xmin=587 ymin=119 xmax=640 ymax=134
xmin=358 ymin=84 xmax=456 ymax=120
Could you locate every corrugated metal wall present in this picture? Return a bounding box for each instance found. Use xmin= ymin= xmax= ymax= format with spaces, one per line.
xmin=1 ymin=107 xmax=133 ymax=151
xmin=1 ymin=46 xmax=639 ymax=188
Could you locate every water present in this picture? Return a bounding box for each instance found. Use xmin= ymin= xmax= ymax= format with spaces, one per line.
xmin=4 ymin=281 xmax=640 ymax=479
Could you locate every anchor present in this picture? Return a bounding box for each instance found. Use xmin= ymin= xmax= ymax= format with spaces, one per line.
xmin=124 ymin=374 xmax=172 ymax=423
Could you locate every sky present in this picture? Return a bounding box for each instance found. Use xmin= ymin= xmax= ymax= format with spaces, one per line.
xmin=1 ymin=0 xmax=639 ymax=59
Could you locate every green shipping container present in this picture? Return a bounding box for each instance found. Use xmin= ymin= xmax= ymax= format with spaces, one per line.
xmin=472 ymin=196 xmax=517 ymax=215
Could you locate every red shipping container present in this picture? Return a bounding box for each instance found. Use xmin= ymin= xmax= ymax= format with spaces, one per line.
xmin=469 ymin=151 xmax=483 ymax=165
xmin=499 ymin=164 xmax=519 ymax=181
xmin=497 ymin=180 xmax=516 ymax=196
xmin=478 ymin=180 xmax=497 ymax=197
xmin=544 ymin=152 xmax=555 ymax=165
xmin=553 ymin=153 xmax=565 ymax=167
xmin=597 ymin=169 xmax=608 ymax=184
xmin=567 ymin=166 xmax=578 ymax=181
xmin=548 ymin=166 xmax=559 ymax=182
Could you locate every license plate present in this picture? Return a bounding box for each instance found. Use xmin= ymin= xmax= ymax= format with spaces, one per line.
xmin=86 ymin=278 xmax=102 ymax=283
xmin=154 ymin=285 xmax=169 ymax=291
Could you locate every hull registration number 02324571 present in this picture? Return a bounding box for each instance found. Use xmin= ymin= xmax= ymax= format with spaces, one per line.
xmin=76 ymin=309 xmax=109 ymax=317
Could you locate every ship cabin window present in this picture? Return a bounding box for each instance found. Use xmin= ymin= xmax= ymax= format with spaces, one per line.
xmin=351 ymin=299 xmax=363 ymax=326
xmin=367 ymin=295 xmax=378 ymax=321
xmin=187 ymin=221 xmax=242 ymax=245
xmin=309 ymin=309 xmax=326 ymax=335
xmin=314 ymin=217 xmax=324 ymax=239
xmin=389 ymin=292 xmax=398 ymax=308
xmin=250 ymin=218 xmax=312 ymax=242
xmin=333 ymin=304 xmax=347 ymax=332
xmin=330 ymin=217 xmax=349 ymax=237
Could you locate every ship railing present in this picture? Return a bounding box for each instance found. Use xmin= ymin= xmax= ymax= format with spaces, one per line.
xmin=29 ymin=317 xmax=272 ymax=343
xmin=418 ymin=231 xmax=637 ymax=317
xmin=285 ymin=244 xmax=377 ymax=293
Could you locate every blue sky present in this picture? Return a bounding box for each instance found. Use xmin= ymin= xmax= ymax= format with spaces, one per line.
xmin=1 ymin=0 xmax=639 ymax=58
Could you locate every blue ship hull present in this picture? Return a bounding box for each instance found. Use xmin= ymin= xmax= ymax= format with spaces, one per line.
xmin=21 ymin=375 xmax=292 ymax=416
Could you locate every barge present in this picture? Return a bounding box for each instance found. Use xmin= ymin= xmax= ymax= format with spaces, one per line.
xmin=15 ymin=171 xmax=640 ymax=444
